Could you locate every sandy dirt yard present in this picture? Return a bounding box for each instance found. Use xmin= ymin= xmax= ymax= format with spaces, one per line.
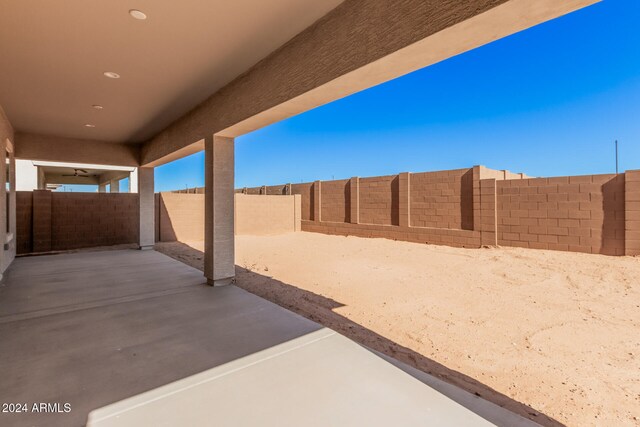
xmin=156 ymin=232 xmax=640 ymax=427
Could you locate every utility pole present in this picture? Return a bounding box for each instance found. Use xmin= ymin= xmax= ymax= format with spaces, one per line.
xmin=615 ymin=140 xmax=619 ymax=174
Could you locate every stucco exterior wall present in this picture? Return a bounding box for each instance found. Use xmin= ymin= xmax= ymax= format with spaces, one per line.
xmin=0 ymin=106 xmax=16 ymax=274
xmin=15 ymin=133 xmax=139 ymax=167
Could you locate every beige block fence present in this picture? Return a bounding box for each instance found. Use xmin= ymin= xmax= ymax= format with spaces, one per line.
xmin=15 ymin=166 xmax=640 ymax=256
xmin=156 ymin=193 xmax=301 ymax=242
xmin=17 ymin=191 xmax=139 ymax=254
xmin=226 ymin=165 xmax=640 ymax=256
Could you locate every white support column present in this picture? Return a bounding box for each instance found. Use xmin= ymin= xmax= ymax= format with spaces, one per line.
xmin=98 ymin=183 xmax=107 ymax=193
xmin=137 ymin=167 xmax=154 ymax=250
xmin=109 ymin=178 xmax=120 ymax=193
xmin=37 ymin=167 xmax=46 ymax=190
xmin=204 ymin=135 xmax=235 ymax=286
xmin=129 ymin=168 xmax=139 ymax=194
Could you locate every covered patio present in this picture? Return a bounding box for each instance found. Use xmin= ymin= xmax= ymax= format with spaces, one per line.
xmin=0 ymin=249 xmax=319 ymax=425
xmin=0 ymin=0 xmax=599 ymax=426
xmin=0 ymin=248 xmax=538 ymax=426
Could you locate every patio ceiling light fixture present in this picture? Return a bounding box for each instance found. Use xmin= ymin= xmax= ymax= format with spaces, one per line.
xmin=129 ymin=9 xmax=147 ymax=20
xmin=92 ymin=105 xmax=103 ymax=110
xmin=84 ymin=124 xmax=96 ymax=128
xmin=103 ymin=71 xmax=120 ymax=79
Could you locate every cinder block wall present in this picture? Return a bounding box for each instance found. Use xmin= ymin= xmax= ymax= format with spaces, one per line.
xmin=236 ymin=167 xmax=640 ymax=256
xmin=626 ymin=171 xmax=640 ymax=255
xmin=158 ymin=192 xmax=205 ymax=242
xmin=16 ymin=192 xmax=33 ymax=254
xmin=156 ymin=193 xmax=301 ymax=242
xmin=265 ymin=184 xmax=288 ymax=195
xmin=320 ymin=179 xmax=350 ymax=223
xmin=290 ymin=183 xmax=314 ymax=221
xmin=358 ymin=175 xmax=399 ymax=226
xmin=235 ymin=194 xmax=301 ymax=235
xmin=52 ymin=193 xmax=139 ymax=250
xmin=237 ymin=168 xmax=485 ymax=248
xmin=16 ymin=191 xmax=139 ymax=254
xmin=496 ymin=174 xmax=626 ymax=255
xmin=410 ymin=168 xmax=474 ymax=230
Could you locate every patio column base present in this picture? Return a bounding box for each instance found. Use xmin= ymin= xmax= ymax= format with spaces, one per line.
xmin=138 ymin=245 xmax=154 ymax=251
xmin=207 ymin=277 xmax=234 ymax=287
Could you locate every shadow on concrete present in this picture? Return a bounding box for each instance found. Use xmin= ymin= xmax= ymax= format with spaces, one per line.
xmin=157 ymin=241 xmax=566 ymax=427
xmin=0 ymin=249 xmax=321 ymax=427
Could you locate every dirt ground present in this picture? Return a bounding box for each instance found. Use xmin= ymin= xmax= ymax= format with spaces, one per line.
xmin=155 ymin=232 xmax=640 ymax=427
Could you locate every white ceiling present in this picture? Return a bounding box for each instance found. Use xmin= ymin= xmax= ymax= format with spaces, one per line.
xmin=0 ymin=0 xmax=343 ymax=143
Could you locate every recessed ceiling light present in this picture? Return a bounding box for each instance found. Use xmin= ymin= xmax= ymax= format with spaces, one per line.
xmin=103 ymin=71 xmax=120 ymax=79
xmin=84 ymin=124 xmax=96 ymax=128
xmin=129 ymin=9 xmax=147 ymax=20
xmin=92 ymin=104 xmax=103 ymax=110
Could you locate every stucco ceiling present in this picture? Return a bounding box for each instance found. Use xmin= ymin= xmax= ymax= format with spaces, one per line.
xmin=0 ymin=0 xmax=343 ymax=144
xmin=39 ymin=165 xmax=131 ymax=176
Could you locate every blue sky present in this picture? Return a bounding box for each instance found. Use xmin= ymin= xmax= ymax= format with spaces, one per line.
xmin=150 ymin=0 xmax=639 ymax=192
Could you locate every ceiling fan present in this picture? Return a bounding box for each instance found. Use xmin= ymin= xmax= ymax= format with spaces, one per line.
xmin=62 ymin=168 xmax=95 ymax=177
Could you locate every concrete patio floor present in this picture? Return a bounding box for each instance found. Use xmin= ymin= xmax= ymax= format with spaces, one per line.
xmin=0 ymin=249 xmax=536 ymax=426
xmin=0 ymin=249 xmax=321 ymax=426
